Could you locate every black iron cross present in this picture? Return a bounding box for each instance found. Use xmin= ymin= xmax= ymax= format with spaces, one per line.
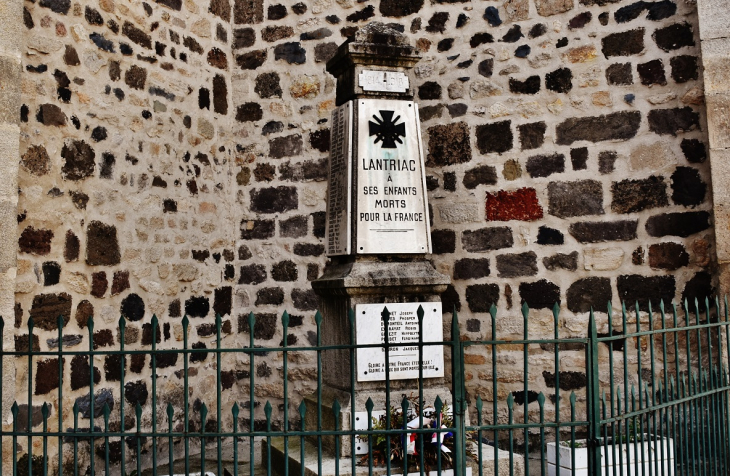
xmin=368 ymin=110 xmax=406 ymax=149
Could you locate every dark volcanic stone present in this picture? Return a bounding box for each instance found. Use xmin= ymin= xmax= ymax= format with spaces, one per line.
xmin=647 ymin=0 xmax=676 ymax=20
xmin=681 ymin=139 xmax=706 ymax=164
xmin=569 ymin=11 xmax=592 ymax=29
xmin=39 ymin=0 xmax=70 ymax=14
xmin=70 ymin=355 xmax=101 ymax=391
xmin=602 ymin=29 xmax=645 ymax=57
xmin=310 ymin=129 xmax=330 ymax=153
xmin=185 ymin=296 xmax=210 ymax=318
xmin=648 ymin=107 xmax=699 ymax=136
xmin=30 ymin=293 xmax=72 ymax=330
xmin=518 ymin=122 xmax=546 ymax=150
xmin=293 ymin=243 xmax=324 ymax=256
xmin=570 ymin=148 xmax=588 ymax=170
xmin=36 ymin=104 xmax=66 ymax=126
xmin=611 ymin=176 xmax=669 ymax=213
xmin=90 ymin=33 xmax=114 ymax=52
xmin=124 ymin=65 xmax=147 ymax=90
xmin=454 ymin=258 xmax=490 ymax=280
xmin=509 ymin=76 xmax=540 ymax=94
xmin=645 ymin=211 xmax=710 ymax=237
xmin=61 ymin=140 xmax=95 ymax=180
xmin=274 ymin=42 xmax=306 ymax=64
xmin=653 ymin=22 xmax=694 ymax=51
xmin=671 ymin=166 xmax=706 ymax=207
xmin=300 ymin=28 xmax=333 ymax=41
xmin=210 ymin=0 xmax=232 ymax=21
xmin=64 ymin=45 xmax=80 ymax=66
xmin=567 ymin=277 xmax=612 ymax=313
xmin=543 ymin=251 xmax=579 ymax=271
xmin=543 ymin=371 xmax=588 ymax=390
xmin=599 ymin=12 xmax=609 ymax=25
xmin=292 ymin=289 xmax=318 ymax=311
xmin=255 ymin=287 xmax=284 ymax=306
xmin=36 ymin=359 xmax=61 ymax=395
xmin=272 ymin=261 xmax=298 ymax=281
xmin=268 ymin=4 xmax=287 ymax=20
xmin=91 ymin=126 xmax=107 ymax=142
xmin=213 ymin=74 xmax=228 ymax=115
xmin=670 ymin=55 xmax=698 ymax=83
xmin=124 ymin=381 xmax=148 ymax=406
xmin=250 ymin=186 xmax=297 ymax=213
xmin=346 ymin=5 xmax=375 ymax=22
xmin=485 ymin=188 xmax=543 ymax=221
xmin=548 ymin=180 xmax=603 ymax=218
xmin=526 ymin=153 xmax=564 ymax=178
xmin=75 ymin=300 xmax=94 ymax=328
xmin=122 ymin=21 xmax=151 ymax=49
xmin=234 ymin=0 xmax=263 ymax=24
xmin=262 ymin=121 xmax=284 ymax=136
xmin=91 ymin=272 xmax=107 ymax=298
xmin=462 ymin=227 xmax=513 ymax=252
xmin=496 ymin=252 xmax=538 ymax=278
xmin=484 ymin=6 xmax=501 ymax=26
xmin=111 ymin=271 xmax=130 ymax=295
xmin=447 ymin=103 xmax=468 ymax=117
xmin=615 ymin=2 xmax=646 ymax=23
xmin=420 ymin=105 xmax=443 ymax=121
xmin=236 ymin=50 xmax=267 ymax=69
xmin=599 ymin=151 xmax=617 ymax=174
xmin=426 ymin=12 xmax=449 ymax=33
xmin=537 ymin=226 xmax=564 ymax=245
xmin=269 ymin=134 xmax=302 ymax=158
xmin=19 ymin=227 xmax=53 ymax=255
xmin=262 ymin=25 xmax=294 ymax=42
xmin=255 ymin=72 xmax=282 ymax=98
xmin=86 ymin=221 xmax=120 ymax=265
xmin=239 ymin=312 xmax=277 ymax=339
xmin=236 ymin=102 xmax=263 ymax=122
xmin=617 ymin=275 xmax=676 ymax=311
xmin=240 ymin=219 xmax=275 ymax=239
xmin=64 ymin=231 xmax=79 ymax=262
xmin=649 ymin=242 xmax=689 ymax=270
xmin=233 ymin=28 xmax=255 ymax=49
xmin=315 ymin=42 xmax=338 ymax=63
xmin=41 ymin=262 xmax=60 ymax=286
xmin=426 ymin=122 xmax=472 ymax=166
xmin=502 ymin=25 xmax=523 ymax=43
xmin=21 ymin=145 xmax=51 ymax=176
xmin=121 ymin=293 xmax=145 ymax=321
xmin=75 ymin=389 xmax=114 ymax=418
xmin=476 ymin=121 xmax=512 ymax=154
xmin=470 ymin=33 xmax=494 ymax=48
xmin=682 ymin=271 xmax=714 ymax=304
xmin=556 ymin=111 xmax=641 ymax=145
xmin=638 ymin=59 xmax=666 ymax=85
xmin=606 ymin=63 xmax=633 ymax=85
xmin=463 ymin=165 xmax=497 ymax=189
xmin=478 ymin=59 xmax=494 ymax=77
xmin=569 ymin=220 xmax=638 ymax=242
xmin=239 ymin=264 xmax=266 ymax=285
xmin=280 ymin=215 xmax=308 ymax=238
xmin=466 ymin=284 xmax=500 ymax=312
xmin=419 ymin=81 xmax=442 ymax=100
xmin=431 ymin=229 xmax=456 ymax=254
xmin=546 ymin=67 xmax=573 ymax=93
xmin=519 ymin=280 xmax=560 ymax=310
xmin=529 ymin=24 xmax=548 ymax=38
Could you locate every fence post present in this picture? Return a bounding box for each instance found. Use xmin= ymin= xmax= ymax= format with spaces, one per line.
xmin=451 ymin=308 xmax=467 ymax=476
xmin=587 ymin=309 xmax=602 ymax=475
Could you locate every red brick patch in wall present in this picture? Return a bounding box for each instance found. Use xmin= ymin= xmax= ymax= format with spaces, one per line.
xmin=486 ymin=188 xmax=543 ymax=222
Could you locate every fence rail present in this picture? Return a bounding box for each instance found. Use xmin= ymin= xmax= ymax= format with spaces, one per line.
xmin=1 ymin=297 xmax=729 ymax=475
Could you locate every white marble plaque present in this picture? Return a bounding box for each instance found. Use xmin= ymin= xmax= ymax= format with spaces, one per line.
xmin=356 ymin=303 xmax=444 ymax=382
xmin=355 ymin=99 xmax=431 ymax=254
xmin=358 ymin=70 xmax=410 ymax=93
xmin=325 ymin=101 xmax=353 ymax=256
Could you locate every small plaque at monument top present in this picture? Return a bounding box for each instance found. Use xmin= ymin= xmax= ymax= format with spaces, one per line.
xmin=356 ymin=303 xmax=444 ymax=382
xmin=358 ymin=70 xmax=409 ymax=93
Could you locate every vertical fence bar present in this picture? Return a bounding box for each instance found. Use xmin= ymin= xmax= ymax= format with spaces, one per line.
xmin=103 ymin=403 xmax=110 ymax=476
xmin=607 ymin=302 xmax=617 ymax=476
xmin=232 ymin=403 xmax=239 ymax=476
xmin=348 ymin=309 xmax=356 ymax=476
xmin=521 ymin=303 xmax=530 ymax=476
xmin=569 ymin=393 xmax=576 ymax=476
xmin=333 ymin=400 xmax=340 ymax=476
xmin=418 ymin=305 xmax=426 ymax=476
xmin=248 ymin=312 xmax=255 ymax=476
xmin=538 ymin=393 xmax=545 ymax=476
xmin=401 ymin=396 xmax=409 ymax=476
xmin=282 ymin=311 xmax=290 ymax=476
xmin=150 ymin=315 xmax=157 ymax=476
xmin=264 ymin=401 xmax=271 ymax=476
xmin=476 ymin=397 xmax=483 ymax=476
xmin=552 ymin=303 xmax=561 ymax=476
xmin=42 ymin=403 xmax=48 ymax=476
xmin=57 ymin=315 xmax=64 ymax=476
xmin=489 ymin=305 xmax=498 ymax=476
xmin=587 ymin=309 xmax=602 ymax=475
xmin=452 ymin=309 xmax=466 ymax=476
xmin=216 ymin=313 xmax=222 ymax=476
xmin=382 ymin=306 xmax=392 ymax=476
xmin=27 ymin=317 xmax=34 ymax=476
xmin=299 ymin=402 xmax=306 ymax=476
xmin=73 ymin=400 xmax=78 ymax=476
xmin=507 ymin=394 xmax=514 ymax=476
xmin=135 ymin=403 xmax=142 ymax=476
xmin=0 ymin=317 xmax=4 ymax=476
xmin=315 ymin=311 xmax=323 ymax=476
xmin=167 ymin=404 xmax=174 ymax=476
xmin=200 ymin=403 xmax=207 ymax=476
xmin=182 ymin=315 xmax=190 ymax=476
xmin=12 ymin=403 xmax=18 ymax=476
xmin=366 ymin=398 xmax=374 ymax=476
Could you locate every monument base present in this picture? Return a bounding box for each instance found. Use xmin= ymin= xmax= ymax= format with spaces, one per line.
xmin=263 ymin=437 xmax=525 ymax=476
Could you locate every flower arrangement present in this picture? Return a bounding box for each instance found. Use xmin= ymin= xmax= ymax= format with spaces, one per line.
xmin=358 ymin=395 xmax=457 ymax=472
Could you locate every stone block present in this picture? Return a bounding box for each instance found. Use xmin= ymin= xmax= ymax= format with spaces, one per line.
xmin=649 ymin=242 xmax=689 ymax=270
xmin=486 ymin=188 xmax=543 ymax=221
xmin=496 ymin=252 xmax=538 ymax=278
xmin=602 ymin=29 xmax=644 ymax=57
xmin=584 ymin=248 xmax=624 ymax=271
xmin=519 ymin=279 xmax=560 ymax=310
xmin=569 ymin=220 xmax=638 ymax=243
xmin=648 ymin=107 xmax=700 ymax=136
xmin=426 ymin=122 xmax=472 ymax=166
xmin=462 ymin=227 xmax=514 ymax=252
xmin=476 ymin=121 xmax=512 ymax=154
xmin=617 ymin=275 xmax=675 ymax=311
xmin=611 ymin=176 xmax=668 ymax=213
xmin=466 ymin=283 xmax=500 ymax=312
xmin=645 ymin=211 xmax=711 ymax=237
xmin=566 ymin=277 xmax=611 ymax=313
xmin=548 ymin=180 xmax=603 ymax=218
xmin=535 ymin=0 xmax=573 ymax=17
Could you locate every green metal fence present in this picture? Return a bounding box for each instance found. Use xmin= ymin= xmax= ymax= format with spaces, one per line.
xmin=1 ymin=297 xmax=728 ymax=475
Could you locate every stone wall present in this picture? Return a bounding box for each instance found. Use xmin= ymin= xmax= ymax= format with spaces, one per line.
xmin=8 ymin=0 xmax=716 ymax=468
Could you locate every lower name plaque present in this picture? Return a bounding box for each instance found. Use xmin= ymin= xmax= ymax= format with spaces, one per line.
xmin=356 ymin=303 xmax=444 ymax=382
